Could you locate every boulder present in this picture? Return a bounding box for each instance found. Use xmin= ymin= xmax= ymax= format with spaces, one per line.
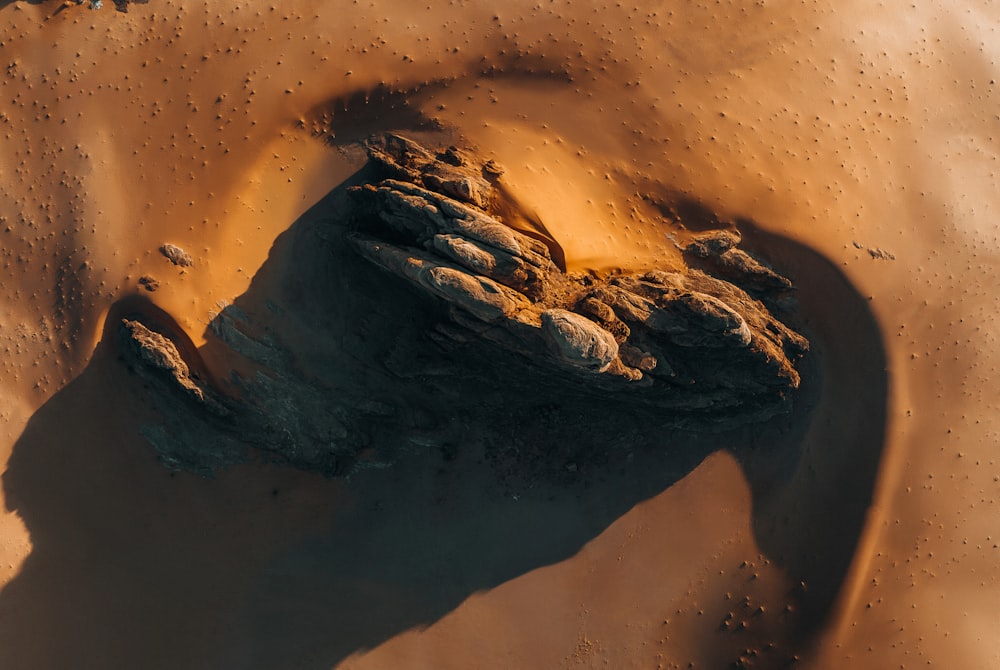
xmin=540 ymin=309 xmax=620 ymax=373
xmin=159 ymin=243 xmax=194 ymax=267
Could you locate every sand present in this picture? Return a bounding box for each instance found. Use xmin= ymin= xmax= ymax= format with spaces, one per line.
xmin=1 ymin=0 xmax=999 ymax=668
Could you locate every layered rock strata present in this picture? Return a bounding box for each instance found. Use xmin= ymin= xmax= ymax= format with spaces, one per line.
xmin=349 ymin=134 xmax=809 ymax=413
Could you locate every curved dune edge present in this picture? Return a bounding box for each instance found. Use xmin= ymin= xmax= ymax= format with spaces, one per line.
xmin=0 ymin=154 xmax=883 ymax=669
xmin=0 ymin=1 xmax=998 ymax=668
xmin=334 ymin=221 xmax=888 ymax=669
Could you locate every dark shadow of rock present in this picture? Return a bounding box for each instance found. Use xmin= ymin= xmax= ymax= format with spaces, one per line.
xmin=0 ymin=167 xmax=886 ymax=669
xmin=735 ymin=222 xmax=889 ymax=640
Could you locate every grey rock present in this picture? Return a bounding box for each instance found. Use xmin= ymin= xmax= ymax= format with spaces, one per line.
xmin=683 ymin=230 xmax=793 ymax=293
xmin=138 ymin=276 xmax=159 ymax=292
xmin=421 ymin=266 xmax=527 ymax=323
xmin=574 ymin=296 xmax=630 ymax=342
xmin=431 ymin=234 xmax=549 ymax=298
xmin=349 ymin=235 xmax=531 ymax=322
xmin=715 ymin=248 xmax=793 ymax=291
xmin=684 ymin=229 xmax=742 ymax=258
xmin=119 ymin=319 xmax=224 ymax=413
xmin=159 ymin=243 xmax=194 ymax=267
xmin=540 ymin=309 xmax=619 ymax=373
xmin=367 ymin=133 xmax=496 ymax=209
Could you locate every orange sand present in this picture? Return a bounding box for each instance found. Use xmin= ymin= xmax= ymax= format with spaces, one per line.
xmin=1 ymin=1 xmax=999 ymax=668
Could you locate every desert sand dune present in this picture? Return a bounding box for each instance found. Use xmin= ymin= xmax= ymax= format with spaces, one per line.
xmin=0 ymin=161 xmax=884 ymax=669
xmin=1 ymin=0 xmax=998 ymax=669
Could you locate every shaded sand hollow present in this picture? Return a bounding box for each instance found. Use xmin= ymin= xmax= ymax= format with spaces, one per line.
xmin=1 ymin=1 xmax=999 ymax=669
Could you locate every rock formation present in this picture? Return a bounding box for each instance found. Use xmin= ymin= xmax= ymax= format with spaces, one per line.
xmin=348 ymin=134 xmax=809 ymax=414
xmin=159 ymin=243 xmax=194 ymax=267
xmin=117 ymin=133 xmax=810 ymax=476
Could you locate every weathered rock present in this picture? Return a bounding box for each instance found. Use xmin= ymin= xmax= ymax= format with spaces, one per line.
xmin=372 ymin=179 xmax=553 ymax=265
xmin=367 ymin=133 xmax=496 ymax=209
xmin=349 ymin=134 xmax=810 ymax=416
xmin=619 ymin=343 xmax=659 ymax=373
xmin=138 ymin=275 xmax=159 ymax=292
xmin=540 ymin=309 xmax=619 ymax=373
xmin=482 ymin=159 xmax=504 ymax=181
xmin=159 ymin=243 xmax=194 ymax=267
xmin=683 ymin=230 xmax=793 ymax=294
xmin=422 ymin=266 xmax=526 ymax=323
xmin=575 ymin=296 xmax=630 ymax=343
xmin=646 ymin=291 xmax=753 ymax=347
xmin=716 ymin=248 xmax=793 ymax=291
xmin=349 ymin=235 xmax=531 ymax=322
xmin=685 ymin=229 xmax=742 ymax=258
xmin=431 ymin=233 xmax=549 ymax=297
xmin=125 ymin=134 xmax=814 ymax=478
xmin=119 ymin=319 xmax=224 ymax=413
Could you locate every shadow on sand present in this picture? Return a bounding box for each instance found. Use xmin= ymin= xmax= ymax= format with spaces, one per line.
xmin=0 ymin=172 xmax=886 ymax=669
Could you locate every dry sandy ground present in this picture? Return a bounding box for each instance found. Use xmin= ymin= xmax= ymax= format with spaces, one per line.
xmin=1 ymin=0 xmax=999 ymax=668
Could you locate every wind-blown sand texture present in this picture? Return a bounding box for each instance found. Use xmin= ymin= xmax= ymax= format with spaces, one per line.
xmin=0 ymin=1 xmax=998 ymax=668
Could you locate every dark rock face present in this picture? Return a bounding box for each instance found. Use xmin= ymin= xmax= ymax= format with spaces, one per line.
xmin=116 ymin=134 xmax=810 ymax=476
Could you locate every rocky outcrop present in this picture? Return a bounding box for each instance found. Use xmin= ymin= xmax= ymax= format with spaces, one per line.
xmin=117 ymin=134 xmax=811 ymax=477
xmin=119 ymin=318 xmax=225 ymax=414
xmin=348 ymin=134 xmax=809 ymax=418
xmin=683 ymin=229 xmax=793 ymax=293
xmin=159 ymin=243 xmax=194 ymax=267
xmin=365 ymin=134 xmax=500 ymax=210
xmin=540 ymin=309 xmax=620 ymax=373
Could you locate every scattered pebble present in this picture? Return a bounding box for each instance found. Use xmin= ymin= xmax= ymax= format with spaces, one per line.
xmin=159 ymin=243 xmax=194 ymax=267
xmin=138 ymin=276 xmax=159 ymax=292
